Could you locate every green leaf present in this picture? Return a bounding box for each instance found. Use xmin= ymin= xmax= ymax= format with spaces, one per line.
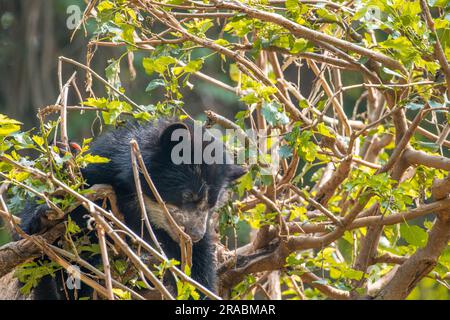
xmin=438 ymin=247 xmax=450 ymax=268
xmin=381 ymin=67 xmax=404 ymax=79
xmin=83 ymin=154 xmax=110 ymax=164
xmin=380 ymin=37 xmax=418 ymax=66
xmin=316 ymin=8 xmax=340 ymax=23
xmin=76 ymin=154 xmax=111 ymax=167
xmin=312 ymin=279 xmax=329 ymax=286
xmin=290 ymin=39 xmax=309 ymax=54
xmin=87 ymin=99 xmax=133 ymax=125
xmin=279 ymin=145 xmax=293 ymax=159
xmin=0 ymin=114 xmax=22 ymax=137
xmin=316 ymin=123 xmax=334 ymax=138
xmin=184 ymin=59 xmax=203 ymax=73
xmin=240 ymin=92 xmax=259 ymax=104
xmin=172 ymin=66 xmax=184 ymax=76
xmin=237 ymin=172 xmax=253 ymax=197
xmin=416 ymin=141 xmax=439 ymax=152
xmin=290 ymin=205 xmax=307 ymax=221
xmin=97 ymin=0 xmax=114 ymax=12
xmin=119 ymin=23 xmax=135 ymax=44
xmin=285 ymin=0 xmax=299 ymax=13
xmin=32 ymin=135 xmax=45 ymax=147
xmin=214 ymin=38 xmax=230 ymax=46
xmin=400 ymin=224 xmax=428 ymax=248
xmin=299 ymin=99 xmax=309 ymax=109
xmin=224 ymin=18 xmax=254 ymax=37
xmin=112 ymin=288 xmax=132 ymax=300
xmin=145 ymin=79 xmax=165 ymax=92
xmin=66 ymin=216 xmax=81 ymax=235
xmin=133 ymin=112 xmax=152 ymax=121
xmin=15 ymin=261 xmax=61 ymax=295
xmin=143 ymin=56 xmax=177 ymax=75
xmin=343 ymin=268 xmax=364 ymax=281
xmin=185 ymin=19 xmax=213 ymax=36
xmin=429 ymin=0 xmax=449 ymax=8
xmin=428 ymin=100 xmax=443 ymax=108
xmin=84 ymin=97 xmax=108 ymax=109
xmin=406 ymin=102 xmax=424 ymax=110
xmin=261 ymin=102 xmax=289 ymax=125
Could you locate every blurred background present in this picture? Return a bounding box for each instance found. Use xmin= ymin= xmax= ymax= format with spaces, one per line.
xmin=0 ymin=0 xmax=447 ymax=299
xmin=0 ymin=0 xmax=245 ymax=127
xmin=0 ymin=0 xmax=255 ymax=259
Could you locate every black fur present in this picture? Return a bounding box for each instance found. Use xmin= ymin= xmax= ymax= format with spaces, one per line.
xmin=18 ymin=118 xmax=245 ymax=299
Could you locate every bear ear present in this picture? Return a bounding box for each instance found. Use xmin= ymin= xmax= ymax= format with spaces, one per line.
xmin=227 ymin=165 xmax=247 ymax=182
xmin=159 ymin=122 xmax=190 ymax=149
xmin=159 ymin=122 xmax=192 ymax=162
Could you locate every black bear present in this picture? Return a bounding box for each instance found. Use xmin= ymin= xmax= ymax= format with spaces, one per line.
xmin=17 ymin=118 xmax=246 ymax=299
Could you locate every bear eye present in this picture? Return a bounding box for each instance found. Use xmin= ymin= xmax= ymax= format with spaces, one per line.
xmin=182 ymin=191 xmax=194 ymax=202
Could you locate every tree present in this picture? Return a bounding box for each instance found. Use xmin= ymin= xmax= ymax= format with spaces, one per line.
xmin=0 ymin=0 xmax=449 ymax=300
